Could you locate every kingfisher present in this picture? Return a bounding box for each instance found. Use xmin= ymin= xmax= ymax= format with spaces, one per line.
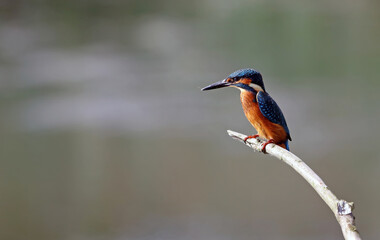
xmin=202 ymin=68 xmax=292 ymax=152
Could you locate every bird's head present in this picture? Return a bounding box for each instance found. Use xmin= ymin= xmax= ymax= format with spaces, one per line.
xmin=202 ymin=68 xmax=265 ymax=92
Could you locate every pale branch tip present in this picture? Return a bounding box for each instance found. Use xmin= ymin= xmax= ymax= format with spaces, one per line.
xmin=226 ymin=130 xmax=361 ymax=240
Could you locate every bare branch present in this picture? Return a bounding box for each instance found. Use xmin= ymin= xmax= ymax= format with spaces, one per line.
xmin=227 ymin=130 xmax=361 ymax=240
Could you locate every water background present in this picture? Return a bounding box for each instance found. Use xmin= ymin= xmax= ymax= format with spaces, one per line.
xmin=1 ymin=1 xmax=380 ymax=239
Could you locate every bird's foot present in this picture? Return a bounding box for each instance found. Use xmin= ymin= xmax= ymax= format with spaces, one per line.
xmin=243 ymin=134 xmax=259 ymax=143
xmin=261 ymin=139 xmax=275 ymax=154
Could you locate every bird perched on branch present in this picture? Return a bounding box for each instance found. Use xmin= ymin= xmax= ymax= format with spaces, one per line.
xmin=202 ymin=68 xmax=291 ymax=152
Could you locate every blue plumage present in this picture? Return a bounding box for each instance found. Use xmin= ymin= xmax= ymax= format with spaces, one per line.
xmin=228 ymin=68 xmax=260 ymax=78
xmin=234 ymin=83 xmax=256 ymax=94
xmin=257 ymin=91 xmax=292 ymax=141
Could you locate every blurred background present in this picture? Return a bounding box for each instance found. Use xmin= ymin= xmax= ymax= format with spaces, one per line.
xmin=1 ymin=0 xmax=379 ymax=239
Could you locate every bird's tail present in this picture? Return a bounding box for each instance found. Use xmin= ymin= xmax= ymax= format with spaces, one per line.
xmin=280 ymin=140 xmax=289 ymax=151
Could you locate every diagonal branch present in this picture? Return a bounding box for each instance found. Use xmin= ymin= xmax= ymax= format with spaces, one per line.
xmin=227 ymin=130 xmax=361 ymax=240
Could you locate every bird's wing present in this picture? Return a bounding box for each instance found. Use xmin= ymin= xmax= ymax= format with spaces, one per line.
xmin=257 ymin=91 xmax=291 ymax=141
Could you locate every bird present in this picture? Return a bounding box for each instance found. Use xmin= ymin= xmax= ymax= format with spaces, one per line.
xmin=202 ymin=68 xmax=291 ymax=153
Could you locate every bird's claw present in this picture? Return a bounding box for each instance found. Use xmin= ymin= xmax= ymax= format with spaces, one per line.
xmin=261 ymin=139 xmax=275 ymax=154
xmin=243 ymin=134 xmax=259 ymax=143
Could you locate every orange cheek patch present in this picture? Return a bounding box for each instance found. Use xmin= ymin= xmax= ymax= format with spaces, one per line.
xmin=239 ymin=78 xmax=251 ymax=85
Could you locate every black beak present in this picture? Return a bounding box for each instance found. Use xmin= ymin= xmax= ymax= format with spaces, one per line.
xmin=201 ymin=79 xmax=230 ymax=91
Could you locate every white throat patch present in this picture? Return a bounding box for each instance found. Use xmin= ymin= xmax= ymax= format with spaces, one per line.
xmin=249 ymin=83 xmax=264 ymax=92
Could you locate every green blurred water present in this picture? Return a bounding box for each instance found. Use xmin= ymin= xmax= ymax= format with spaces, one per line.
xmin=1 ymin=1 xmax=380 ymax=239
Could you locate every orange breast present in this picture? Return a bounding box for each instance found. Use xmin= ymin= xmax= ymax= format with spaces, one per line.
xmin=240 ymin=91 xmax=288 ymax=147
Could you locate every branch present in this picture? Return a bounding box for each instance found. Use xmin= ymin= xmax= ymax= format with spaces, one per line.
xmin=227 ymin=130 xmax=361 ymax=240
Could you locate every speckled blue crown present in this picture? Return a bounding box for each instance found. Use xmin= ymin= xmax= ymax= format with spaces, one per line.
xmin=228 ymin=68 xmax=259 ymax=78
